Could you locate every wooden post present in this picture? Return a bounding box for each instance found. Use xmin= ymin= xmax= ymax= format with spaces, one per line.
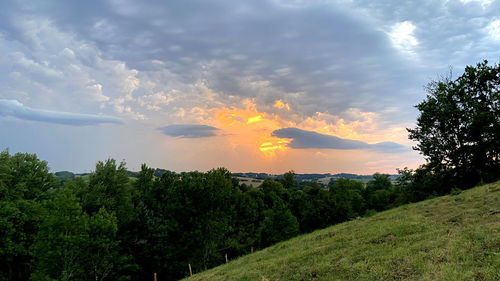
xmin=154 ymin=272 xmax=157 ymax=281
xmin=251 ymin=247 xmax=254 ymax=254
xmin=188 ymin=264 xmax=192 ymax=277
xmin=225 ymin=253 xmax=228 ymax=263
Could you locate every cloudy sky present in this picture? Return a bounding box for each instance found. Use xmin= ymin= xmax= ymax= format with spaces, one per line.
xmin=1 ymin=0 xmax=499 ymax=174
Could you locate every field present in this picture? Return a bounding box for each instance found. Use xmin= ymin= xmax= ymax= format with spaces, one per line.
xmin=185 ymin=181 xmax=500 ymax=280
xmin=235 ymin=176 xmax=264 ymax=187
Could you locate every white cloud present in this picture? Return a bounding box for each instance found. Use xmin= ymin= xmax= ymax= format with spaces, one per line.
xmin=86 ymin=84 xmax=110 ymax=103
xmin=12 ymin=52 xmax=63 ymax=79
xmin=388 ymin=21 xmax=419 ymax=56
xmin=0 ymin=16 xmax=149 ymax=120
xmin=487 ymin=19 xmax=500 ymax=40
xmin=138 ymin=91 xmax=176 ymax=111
xmin=459 ymin=0 xmax=493 ymax=8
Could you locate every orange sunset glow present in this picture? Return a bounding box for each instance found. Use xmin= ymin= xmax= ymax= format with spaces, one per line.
xmin=211 ymin=99 xmax=405 ymax=156
xmin=131 ymin=93 xmax=424 ymax=175
xmin=214 ymin=99 xmax=292 ymax=159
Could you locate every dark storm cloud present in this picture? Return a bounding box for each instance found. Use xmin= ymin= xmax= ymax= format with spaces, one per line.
xmin=272 ymin=127 xmax=406 ymax=153
xmin=0 ymin=99 xmax=122 ymax=126
xmin=158 ymin=124 xmax=219 ymax=138
xmin=0 ymin=0 xmax=417 ymax=119
xmin=1 ymin=0 xmax=499 ymax=124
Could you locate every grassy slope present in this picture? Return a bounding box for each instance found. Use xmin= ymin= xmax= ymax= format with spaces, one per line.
xmin=185 ymin=181 xmax=500 ymax=281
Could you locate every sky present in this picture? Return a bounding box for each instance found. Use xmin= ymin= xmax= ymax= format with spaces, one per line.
xmin=1 ymin=0 xmax=499 ymax=174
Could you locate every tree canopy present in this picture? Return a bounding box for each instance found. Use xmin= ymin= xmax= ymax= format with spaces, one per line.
xmin=408 ymin=60 xmax=500 ymax=189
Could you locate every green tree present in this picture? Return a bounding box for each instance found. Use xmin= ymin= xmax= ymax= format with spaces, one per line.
xmin=329 ymin=178 xmax=365 ymax=221
xmin=260 ymin=179 xmax=289 ymax=208
xmin=32 ymin=189 xmax=120 ymax=281
xmin=289 ymin=185 xmax=335 ymax=233
xmin=86 ymin=208 xmax=120 ymax=281
xmin=408 ymin=60 xmax=500 ymax=189
xmin=77 ymin=159 xmax=133 ymax=226
xmin=0 ymin=150 xmax=57 ymax=201
xmin=364 ymin=174 xmax=393 ymax=211
xmin=280 ymin=171 xmax=297 ymax=190
xmin=259 ymin=200 xmax=299 ymax=247
xmin=32 ymin=189 xmax=88 ymax=281
xmin=232 ymin=188 xmax=265 ymax=255
xmin=0 ymin=200 xmax=42 ymax=281
xmin=392 ymin=168 xmax=416 ymax=204
xmin=133 ymin=167 xmax=239 ymax=280
xmin=0 ymin=150 xmax=57 ymax=281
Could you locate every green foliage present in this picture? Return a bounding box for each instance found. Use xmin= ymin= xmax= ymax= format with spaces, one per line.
xmin=0 ymin=150 xmax=56 ymax=281
xmin=32 ymin=189 xmax=88 ymax=281
xmin=77 ymin=159 xmax=133 ymax=226
xmin=260 ymin=178 xmax=289 ymax=207
xmin=231 ymin=188 xmax=266 ymax=255
xmin=5 ymin=147 xmax=494 ymax=280
xmin=32 ymin=189 xmax=120 ymax=281
xmin=364 ymin=173 xmax=393 ymax=211
xmin=290 ymin=186 xmax=335 ymax=233
xmin=86 ymin=208 xmax=120 ymax=281
xmin=186 ymin=181 xmax=500 ymax=281
xmin=280 ymin=171 xmax=297 ymax=190
xmin=408 ymin=60 xmax=500 ymax=189
xmin=329 ymin=178 xmax=365 ymax=220
xmin=0 ymin=200 xmax=42 ymax=281
xmin=0 ymin=149 xmax=57 ymax=201
xmin=259 ymin=200 xmax=299 ymax=247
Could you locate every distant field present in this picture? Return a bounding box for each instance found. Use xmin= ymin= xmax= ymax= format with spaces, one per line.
xmin=235 ymin=176 xmax=264 ymax=187
xmin=185 ymin=181 xmax=500 ymax=281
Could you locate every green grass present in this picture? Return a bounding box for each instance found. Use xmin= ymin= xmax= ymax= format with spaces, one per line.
xmin=185 ymin=181 xmax=500 ymax=281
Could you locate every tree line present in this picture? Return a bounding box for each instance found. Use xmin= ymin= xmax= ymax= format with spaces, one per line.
xmin=0 ymin=150 xmax=439 ymax=281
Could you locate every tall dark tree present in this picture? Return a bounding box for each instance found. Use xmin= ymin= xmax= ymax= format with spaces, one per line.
xmin=364 ymin=173 xmax=393 ymax=211
xmin=232 ymin=188 xmax=265 ymax=255
xmin=280 ymin=171 xmax=297 ymax=190
xmin=0 ymin=150 xmax=57 ymax=201
xmin=259 ymin=200 xmax=299 ymax=247
xmin=32 ymin=189 xmax=120 ymax=281
xmin=0 ymin=150 xmax=57 ymax=281
xmin=329 ymin=178 xmax=365 ymax=221
xmin=76 ymin=159 xmax=133 ymax=226
xmin=408 ymin=60 xmax=500 ymax=189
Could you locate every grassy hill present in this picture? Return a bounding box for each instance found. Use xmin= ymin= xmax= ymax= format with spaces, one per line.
xmin=185 ymin=181 xmax=500 ymax=281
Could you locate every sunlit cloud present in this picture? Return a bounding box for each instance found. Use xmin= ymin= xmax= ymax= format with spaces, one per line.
xmin=389 ymin=21 xmax=419 ymax=57
xmin=214 ymin=100 xmax=286 ymax=157
xmin=209 ymin=97 xmax=412 ymax=160
xmin=488 ymin=19 xmax=500 ymax=40
xmin=247 ymin=115 xmax=264 ymax=124
xmin=273 ymin=99 xmax=290 ymax=111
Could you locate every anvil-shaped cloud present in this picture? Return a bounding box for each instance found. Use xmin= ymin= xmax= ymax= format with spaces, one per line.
xmin=158 ymin=124 xmax=219 ymax=138
xmin=272 ymin=128 xmax=406 ymax=153
xmin=0 ymin=99 xmax=122 ymax=126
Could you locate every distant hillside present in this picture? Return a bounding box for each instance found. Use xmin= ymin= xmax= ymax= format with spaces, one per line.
xmin=233 ymin=172 xmax=400 ymax=186
xmin=54 ymin=170 xmax=139 ymax=181
xmin=185 ymin=181 xmax=500 ymax=281
xmin=56 ymin=170 xmax=398 ymax=184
